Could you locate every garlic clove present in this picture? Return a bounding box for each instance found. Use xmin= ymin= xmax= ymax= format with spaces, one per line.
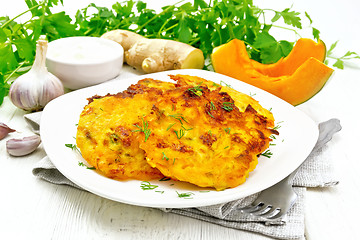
xmin=0 ymin=122 xmax=16 ymax=140
xmin=6 ymin=135 xmax=41 ymax=157
xmin=9 ymin=39 xmax=64 ymax=112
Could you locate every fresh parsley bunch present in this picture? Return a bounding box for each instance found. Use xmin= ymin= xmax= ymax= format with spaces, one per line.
xmin=0 ymin=0 xmax=358 ymax=106
xmin=74 ymin=0 xmax=316 ymax=63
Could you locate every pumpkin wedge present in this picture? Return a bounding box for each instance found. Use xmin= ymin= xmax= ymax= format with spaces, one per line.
xmin=211 ymin=38 xmax=334 ymax=105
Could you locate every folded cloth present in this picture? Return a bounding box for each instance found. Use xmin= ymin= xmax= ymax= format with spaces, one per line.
xmin=26 ymin=111 xmax=341 ymax=240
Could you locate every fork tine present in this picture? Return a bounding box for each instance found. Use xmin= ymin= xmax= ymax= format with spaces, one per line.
xmin=255 ymin=207 xmax=280 ymax=218
xmin=251 ymin=205 xmax=272 ymax=216
xmin=266 ymin=209 xmax=286 ymax=220
xmin=240 ymin=201 xmax=264 ymax=213
xmin=240 ymin=205 xmax=261 ymax=213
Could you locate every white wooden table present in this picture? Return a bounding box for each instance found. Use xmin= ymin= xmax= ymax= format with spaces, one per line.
xmin=1 ymin=0 xmax=359 ymax=239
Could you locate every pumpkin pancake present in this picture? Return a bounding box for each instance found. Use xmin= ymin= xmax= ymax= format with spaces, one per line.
xmin=136 ymin=81 xmax=278 ymax=190
xmin=76 ymin=74 xmax=278 ymax=189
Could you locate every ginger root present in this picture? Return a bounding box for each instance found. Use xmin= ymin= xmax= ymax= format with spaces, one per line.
xmin=101 ymin=30 xmax=205 ymax=73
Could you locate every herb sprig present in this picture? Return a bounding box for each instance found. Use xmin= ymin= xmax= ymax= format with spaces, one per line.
xmin=78 ymin=162 xmax=96 ymax=170
xmin=222 ymin=102 xmax=234 ymax=112
xmin=140 ymin=181 xmax=159 ymax=190
xmin=260 ymin=149 xmax=273 ymax=158
xmin=326 ymin=41 xmax=360 ymax=69
xmin=176 ymin=191 xmax=194 ymax=199
xmin=65 ymin=143 xmax=81 ymax=154
xmin=188 ymin=85 xmax=203 ymax=96
xmin=133 ymin=117 xmax=151 ymax=142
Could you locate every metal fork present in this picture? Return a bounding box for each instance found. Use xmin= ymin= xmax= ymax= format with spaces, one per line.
xmin=239 ymin=168 xmax=299 ymax=220
xmin=239 ymin=119 xmax=341 ymax=220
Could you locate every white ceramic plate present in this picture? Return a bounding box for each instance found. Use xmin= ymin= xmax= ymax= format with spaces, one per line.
xmin=41 ymin=69 xmax=318 ymax=208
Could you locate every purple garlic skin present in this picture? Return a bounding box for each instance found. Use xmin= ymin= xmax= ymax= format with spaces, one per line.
xmin=6 ymin=135 xmax=41 ymax=156
xmin=0 ymin=122 xmax=16 ymax=140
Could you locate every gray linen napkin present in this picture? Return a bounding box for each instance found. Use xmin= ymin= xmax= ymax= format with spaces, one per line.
xmin=26 ymin=111 xmax=341 ymax=240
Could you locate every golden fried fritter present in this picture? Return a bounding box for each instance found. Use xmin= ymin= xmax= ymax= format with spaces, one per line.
xmin=76 ymin=74 xmax=278 ymax=189
xmin=76 ymin=82 xmax=165 ymax=180
xmin=137 ymin=82 xmax=278 ymax=190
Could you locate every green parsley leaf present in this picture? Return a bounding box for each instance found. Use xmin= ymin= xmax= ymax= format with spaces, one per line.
xmin=13 ymin=38 xmax=35 ymax=62
xmin=278 ymin=8 xmax=302 ymax=29
xmin=333 ymin=59 xmax=344 ymax=70
xmin=312 ymin=27 xmax=320 ymax=41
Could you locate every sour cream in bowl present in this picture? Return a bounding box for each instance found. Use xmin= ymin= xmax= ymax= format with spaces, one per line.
xmin=46 ymin=36 xmax=124 ymax=90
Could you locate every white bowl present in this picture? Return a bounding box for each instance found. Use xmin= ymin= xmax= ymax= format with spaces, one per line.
xmin=46 ymin=36 xmax=124 ymax=90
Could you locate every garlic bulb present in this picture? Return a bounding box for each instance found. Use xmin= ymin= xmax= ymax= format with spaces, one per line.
xmin=0 ymin=122 xmax=15 ymax=140
xmin=9 ymin=39 xmax=64 ymax=111
xmin=6 ymin=135 xmax=41 ymax=156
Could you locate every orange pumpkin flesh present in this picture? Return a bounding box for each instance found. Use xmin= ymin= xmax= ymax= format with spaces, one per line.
xmin=250 ymin=38 xmax=327 ymax=77
xmin=211 ymin=39 xmax=334 ymax=105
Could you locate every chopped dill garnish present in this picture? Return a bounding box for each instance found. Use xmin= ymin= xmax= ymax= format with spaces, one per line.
xmin=210 ymin=101 xmax=217 ymax=110
xmin=224 ymin=127 xmax=231 ymax=134
xmin=162 ymin=152 xmax=169 ymax=161
xmin=212 ymin=82 xmax=220 ymax=88
xmin=188 ymin=84 xmax=203 ymax=96
xmin=133 ymin=117 xmax=151 ymax=142
xmin=188 ymin=82 xmax=203 ymax=96
xmin=199 ymin=190 xmax=210 ymax=193
xmin=166 ymin=123 xmax=176 ymax=131
xmin=174 ymin=129 xmax=185 ymax=139
xmin=155 ymin=190 xmax=164 ymax=194
xmin=65 ymin=143 xmax=77 ymax=150
xmin=169 ymin=113 xmax=188 ymax=125
xmin=249 ymin=92 xmax=256 ymax=97
xmin=176 ymin=191 xmax=194 ymax=199
xmin=222 ymin=102 xmax=234 ymax=112
xmin=65 ymin=143 xmax=81 ymax=154
xmin=78 ymin=162 xmax=96 ymax=170
xmin=220 ymin=80 xmax=232 ymax=88
xmin=140 ymin=181 xmax=159 ymax=190
xmin=260 ymin=150 xmax=273 ymax=158
xmin=273 ymin=121 xmax=284 ymax=130
xmin=208 ymin=111 xmax=215 ymax=118
xmin=224 ymin=146 xmax=229 ymax=149
xmin=181 ymin=125 xmax=193 ymax=131
xmin=270 ymin=135 xmax=277 ymax=140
